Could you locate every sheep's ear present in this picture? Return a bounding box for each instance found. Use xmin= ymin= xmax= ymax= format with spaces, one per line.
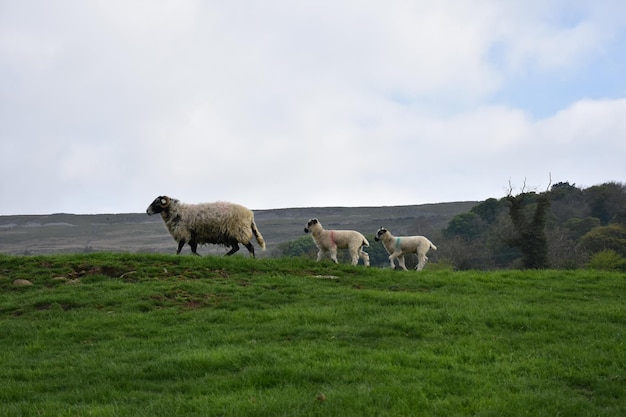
xmin=159 ymin=197 xmax=169 ymax=206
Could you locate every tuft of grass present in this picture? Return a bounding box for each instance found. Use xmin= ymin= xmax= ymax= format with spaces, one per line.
xmin=0 ymin=253 xmax=624 ymax=416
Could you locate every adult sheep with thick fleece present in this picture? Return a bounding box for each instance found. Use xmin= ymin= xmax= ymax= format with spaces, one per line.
xmin=375 ymin=227 xmax=437 ymax=271
xmin=304 ymin=218 xmax=370 ymax=266
xmin=146 ymin=196 xmax=265 ymax=257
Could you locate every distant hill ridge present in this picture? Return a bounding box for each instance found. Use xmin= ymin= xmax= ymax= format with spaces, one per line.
xmin=0 ymin=202 xmax=477 ymax=256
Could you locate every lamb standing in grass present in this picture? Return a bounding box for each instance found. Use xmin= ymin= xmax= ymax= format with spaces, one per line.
xmin=375 ymin=227 xmax=437 ymax=271
xmin=146 ymin=196 xmax=265 ymax=257
xmin=304 ymin=218 xmax=370 ymax=266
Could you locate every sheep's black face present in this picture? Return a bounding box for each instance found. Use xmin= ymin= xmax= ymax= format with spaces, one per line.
xmin=146 ymin=196 xmax=169 ymax=215
xmin=374 ymin=227 xmax=387 ymax=242
xmin=304 ymin=218 xmax=318 ymax=233
xmin=146 ymin=200 xmax=162 ymax=216
xmin=146 ymin=202 xmax=161 ymax=215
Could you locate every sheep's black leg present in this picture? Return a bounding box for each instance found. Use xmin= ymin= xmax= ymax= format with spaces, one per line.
xmin=189 ymin=230 xmax=200 ymax=256
xmin=244 ymin=242 xmax=255 ymax=258
xmin=176 ymin=240 xmax=185 ymax=255
xmin=189 ymin=241 xmax=200 ymax=256
xmin=225 ymin=242 xmax=240 ymax=256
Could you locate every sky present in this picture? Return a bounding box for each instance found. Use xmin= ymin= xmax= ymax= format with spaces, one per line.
xmin=1 ymin=0 xmax=625 ymax=215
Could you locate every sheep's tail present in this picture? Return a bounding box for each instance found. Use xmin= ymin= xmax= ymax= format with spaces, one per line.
xmin=251 ymin=220 xmax=266 ymax=250
xmin=430 ymin=242 xmax=438 ymax=251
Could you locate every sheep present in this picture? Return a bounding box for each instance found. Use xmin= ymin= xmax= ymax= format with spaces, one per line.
xmin=304 ymin=218 xmax=370 ymax=266
xmin=374 ymin=227 xmax=437 ymax=271
xmin=146 ymin=196 xmax=265 ymax=257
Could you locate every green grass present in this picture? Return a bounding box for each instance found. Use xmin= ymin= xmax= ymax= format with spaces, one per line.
xmin=0 ymin=253 xmax=624 ymax=416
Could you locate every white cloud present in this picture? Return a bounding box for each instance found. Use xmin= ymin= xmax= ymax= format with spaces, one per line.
xmin=537 ymin=98 xmax=626 ymax=145
xmin=487 ymin=0 xmax=626 ymax=74
xmin=1 ymin=1 xmax=625 ymax=214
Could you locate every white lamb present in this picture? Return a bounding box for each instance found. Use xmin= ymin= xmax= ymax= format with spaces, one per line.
xmin=304 ymin=218 xmax=370 ymax=266
xmin=375 ymin=227 xmax=437 ymax=271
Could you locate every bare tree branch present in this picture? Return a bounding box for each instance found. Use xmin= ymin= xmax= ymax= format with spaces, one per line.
xmin=507 ymin=178 xmax=514 ymax=197
xmin=546 ymin=173 xmax=552 ymax=192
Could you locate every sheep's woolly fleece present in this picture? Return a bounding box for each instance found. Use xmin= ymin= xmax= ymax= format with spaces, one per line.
xmin=146 ymin=196 xmax=265 ymax=257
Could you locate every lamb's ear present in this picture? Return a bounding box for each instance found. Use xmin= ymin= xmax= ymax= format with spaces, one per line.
xmin=159 ymin=196 xmax=170 ymax=207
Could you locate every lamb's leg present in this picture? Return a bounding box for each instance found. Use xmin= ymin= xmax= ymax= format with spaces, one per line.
xmin=244 ymin=242 xmax=255 ymax=258
xmin=349 ymin=249 xmax=359 ymax=265
xmin=416 ymin=253 xmax=427 ymax=271
xmin=316 ymin=249 xmax=326 ymax=262
xmin=329 ymin=247 xmax=339 ymax=263
xmin=388 ymin=253 xmax=397 ymax=269
xmin=225 ymin=242 xmax=240 ymax=256
xmin=397 ymin=254 xmax=408 ymax=271
xmin=359 ymin=248 xmax=370 ymax=266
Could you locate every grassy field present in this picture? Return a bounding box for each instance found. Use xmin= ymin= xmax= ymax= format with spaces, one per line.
xmin=0 ymin=254 xmax=624 ymax=416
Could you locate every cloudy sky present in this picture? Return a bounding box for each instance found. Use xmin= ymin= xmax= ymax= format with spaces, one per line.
xmin=1 ymin=0 xmax=625 ymax=215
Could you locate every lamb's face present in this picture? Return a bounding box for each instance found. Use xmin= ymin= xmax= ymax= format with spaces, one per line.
xmin=374 ymin=227 xmax=388 ymax=242
xmin=146 ymin=196 xmax=170 ymax=215
xmin=304 ymin=218 xmax=319 ymax=234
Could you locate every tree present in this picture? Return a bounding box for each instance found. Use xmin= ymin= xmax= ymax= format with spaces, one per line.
xmin=470 ymin=198 xmax=504 ymax=224
xmin=578 ymin=224 xmax=626 ymax=257
xmin=549 ymin=182 xmax=586 ymax=221
xmin=443 ymin=212 xmax=484 ymax=240
xmin=439 ymin=180 xmax=625 ymax=270
xmin=551 ymin=181 xmax=579 ymax=194
xmin=564 ymin=217 xmax=601 ymax=240
xmin=584 ymin=182 xmax=626 ymax=225
xmin=505 ymin=180 xmax=551 ymax=269
xmin=275 ymin=235 xmax=317 ymax=258
xmin=612 ymin=209 xmax=626 ymax=227
xmin=440 ymin=235 xmax=491 ymax=270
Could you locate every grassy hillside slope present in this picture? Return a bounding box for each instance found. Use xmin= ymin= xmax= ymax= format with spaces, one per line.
xmin=0 ymin=202 xmax=476 ymax=256
xmin=1 ymin=253 xmax=624 ymax=416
